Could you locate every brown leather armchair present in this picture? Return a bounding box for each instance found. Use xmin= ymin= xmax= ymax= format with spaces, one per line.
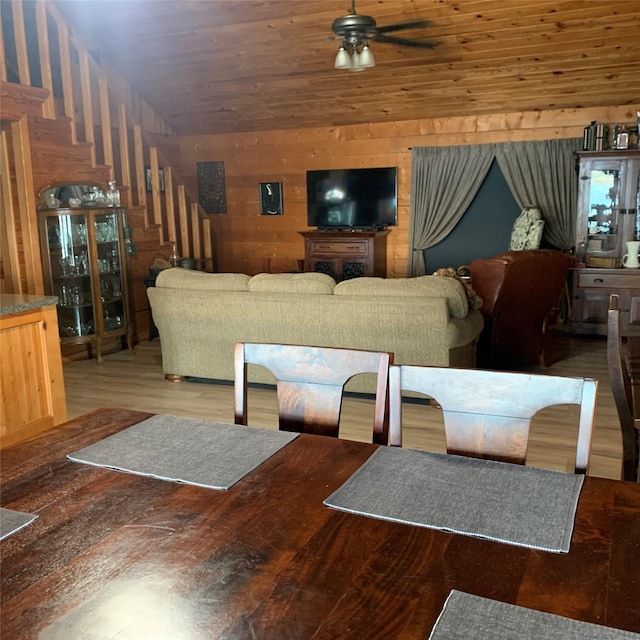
xmin=469 ymin=250 xmax=574 ymax=369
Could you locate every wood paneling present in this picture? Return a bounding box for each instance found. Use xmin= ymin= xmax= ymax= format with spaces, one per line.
xmin=55 ymin=1 xmax=640 ymax=136
xmin=0 ymin=81 xmax=49 ymax=123
xmin=177 ymin=104 xmax=639 ymax=277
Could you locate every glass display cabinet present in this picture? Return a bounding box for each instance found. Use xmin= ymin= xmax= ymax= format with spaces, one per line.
xmin=576 ymin=150 xmax=640 ymax=265
xmin=38 ymin=185 xmax=133 ymax=363
xmin=571 ymin=151 xmax=640 ymax=336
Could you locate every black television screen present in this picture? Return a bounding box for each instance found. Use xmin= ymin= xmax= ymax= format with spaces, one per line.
xmin=306 ymin=167 xmax=397 ymax=230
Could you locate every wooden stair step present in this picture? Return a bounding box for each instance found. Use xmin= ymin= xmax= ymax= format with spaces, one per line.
xmin=30 ymin=141 xmax=99 ymax=166
xmin=0 ymin=81 xmax=49 ymax=122
xmin=27 ymin=115 xmax=78 ymax=146
xmin=38 ymin=164 xmax=112 ymax=188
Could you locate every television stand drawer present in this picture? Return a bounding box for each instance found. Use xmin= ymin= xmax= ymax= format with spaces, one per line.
xmin=309 ymin=240 xmax=368 ymax=255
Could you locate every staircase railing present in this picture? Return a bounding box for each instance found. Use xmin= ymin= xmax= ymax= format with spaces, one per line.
xmin=0 ymin=0 xmax=214 ymax=273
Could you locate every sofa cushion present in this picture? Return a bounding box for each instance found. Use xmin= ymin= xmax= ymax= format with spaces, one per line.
xmin=156 ymin=269 xmax=251 ymax=291
xmin=334 ymin=276 xmax=469 ymax=318
xmin=249 ymin=272 xmax=336 ymax=295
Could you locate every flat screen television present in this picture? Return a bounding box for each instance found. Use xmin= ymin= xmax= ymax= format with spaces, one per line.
xmin=306 ymin=167 xmax=397 ymax=230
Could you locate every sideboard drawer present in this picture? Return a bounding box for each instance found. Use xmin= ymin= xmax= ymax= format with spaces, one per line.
xmin=575 ymin=271 xmax=639 ymax=288
xmin=309 ymin=240 xmax=368 ymax=255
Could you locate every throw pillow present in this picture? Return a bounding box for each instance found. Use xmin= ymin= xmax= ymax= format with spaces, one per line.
xmin=524 ymin=219 xmax=545 ymax=250
xmin=509 ymin=206 xmax=544 ymax=251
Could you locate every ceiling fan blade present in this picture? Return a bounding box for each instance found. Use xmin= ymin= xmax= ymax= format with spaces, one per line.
xmin=375 ymin=19 xmax=431 ymax=34
xmin=372 ymin=34 xmax=437 ymax=49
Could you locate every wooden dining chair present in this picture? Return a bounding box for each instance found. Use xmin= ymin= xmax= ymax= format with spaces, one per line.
xmin=607 ymin=294 xmax=640 ymax=482
xmin=388 ymin=364 xmax=598 ymax=474
xmin=234 ymin=343 xmax=393 ymax=444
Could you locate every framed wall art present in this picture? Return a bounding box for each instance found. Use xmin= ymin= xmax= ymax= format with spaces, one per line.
xmin=197 ymin=161 xmax=227 ymax=214
xmin=145 ymin=166 xmax=165 ymax=192
xmin=259 ymin=182 xmax=283 ymax=215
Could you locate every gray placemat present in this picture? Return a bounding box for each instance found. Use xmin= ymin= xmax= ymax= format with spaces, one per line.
xmin=0 ymin=508 xmax=38 ymax=541
xmin=324 ymin=447 xmax=584 ymax=552
xmin=67 ymin=414 xmax=298 ymax=490
xmin=429 ymin=590 xmax=640 ymax=639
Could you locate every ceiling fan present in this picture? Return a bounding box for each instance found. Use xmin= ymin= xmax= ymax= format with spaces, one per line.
xmin=330 ymin=0 xmax=437 ymax=71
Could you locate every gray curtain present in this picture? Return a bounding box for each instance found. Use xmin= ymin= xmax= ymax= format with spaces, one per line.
xmin=408 ymin=145 xmax=495 ymax=275
xmin=495 ymin=139 xmax=582 ymax=250
xmin=408 ymin=138 xmax=582 ymax=274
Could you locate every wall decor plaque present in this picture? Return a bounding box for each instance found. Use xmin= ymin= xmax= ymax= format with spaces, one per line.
xmin=197 ymin=161 xmax=227 ymax=214
xmin=259 ymin=182 xmax=283 ymax=215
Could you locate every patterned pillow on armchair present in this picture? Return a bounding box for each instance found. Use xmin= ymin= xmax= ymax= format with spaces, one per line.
xmin=509 ymin=207 xmax=545 ymax=251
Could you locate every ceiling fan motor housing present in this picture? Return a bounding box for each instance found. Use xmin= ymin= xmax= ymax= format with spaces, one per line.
xmin=332 ymin=13 xmax=377 ymax=45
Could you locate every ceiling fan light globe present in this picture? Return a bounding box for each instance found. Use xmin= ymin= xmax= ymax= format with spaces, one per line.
xmin=334 ymin=46 xmax=351 ymax=69
xmin=360 ymin=44 xmax=375 ymax=67
xmin=349 ymin=50 xmax=364 ymax=71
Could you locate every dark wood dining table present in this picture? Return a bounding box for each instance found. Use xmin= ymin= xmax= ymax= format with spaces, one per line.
xmin=2 ymin=407 xmax=640 ymax=639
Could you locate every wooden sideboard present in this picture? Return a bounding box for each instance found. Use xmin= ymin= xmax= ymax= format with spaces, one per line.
xmin=571 ymin=268 xmax=640 ymax=336
xmin=0 ymin=295 xmax=67 ymax=448
xmin=299 ymin=230 xmax=389 ymax=281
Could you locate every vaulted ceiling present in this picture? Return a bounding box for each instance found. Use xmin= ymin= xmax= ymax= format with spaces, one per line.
xmin=55 ymin=0 xmax=640 ymax=136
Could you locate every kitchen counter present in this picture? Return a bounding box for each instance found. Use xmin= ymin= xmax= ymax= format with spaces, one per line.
xmin=0 ymin=294 xmax=67 ymax=448
xmin=0 ymin=293 xmax=58 ymax=316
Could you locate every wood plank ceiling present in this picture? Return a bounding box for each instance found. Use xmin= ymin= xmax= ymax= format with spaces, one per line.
xmin=55 ymin=0 xmax=640 ymax=136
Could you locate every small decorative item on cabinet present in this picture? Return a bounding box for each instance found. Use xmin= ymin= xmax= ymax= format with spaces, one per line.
xmin=622 ymin=241 xmax=640 ymax=268
xmin=107 ymin=180 xmax=121 ymax=207
xmin=586 ymin=256 xmax=622 ymax=269
xmin=37 ymin=183 xmax=134 ymax=364
xmin=615 ymin=125 xmax=630 ymax=150
xmin=582 ymin=121 xmax=610 ymax=151
xmin=46 ymin=194 xmax=60 ymax=209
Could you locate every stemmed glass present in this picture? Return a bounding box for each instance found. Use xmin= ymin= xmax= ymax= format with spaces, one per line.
xmin=58 ymin=255 xmax=75 ymax=277
xmin=77 ymin=251 xmax=88 ymax=275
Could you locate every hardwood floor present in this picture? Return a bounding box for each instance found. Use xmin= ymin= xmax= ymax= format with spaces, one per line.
xmin=63 ymin=331 xmax=624 ymax=480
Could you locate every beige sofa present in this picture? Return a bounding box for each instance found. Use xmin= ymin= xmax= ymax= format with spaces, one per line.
xmin=147 ymin=269 xmax=484 ymax=392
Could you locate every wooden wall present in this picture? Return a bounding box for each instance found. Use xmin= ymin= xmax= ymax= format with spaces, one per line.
xmin=177 ymin=104 xmax=639 ymax=277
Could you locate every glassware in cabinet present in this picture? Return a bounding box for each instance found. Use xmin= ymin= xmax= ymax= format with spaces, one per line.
xmin=93 ymin=212 xmax=126 ymax=334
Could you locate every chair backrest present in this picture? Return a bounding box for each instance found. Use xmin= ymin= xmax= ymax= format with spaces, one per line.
xmin=389 ymin=364 xmax=598 ymax=474
xmin=234 ymin=343 xmax=393 ymax=444
xmin=607 ymin=294 xmax=639 ymax=482
xmin=469 ymin=249 xmax=574 ymax=368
